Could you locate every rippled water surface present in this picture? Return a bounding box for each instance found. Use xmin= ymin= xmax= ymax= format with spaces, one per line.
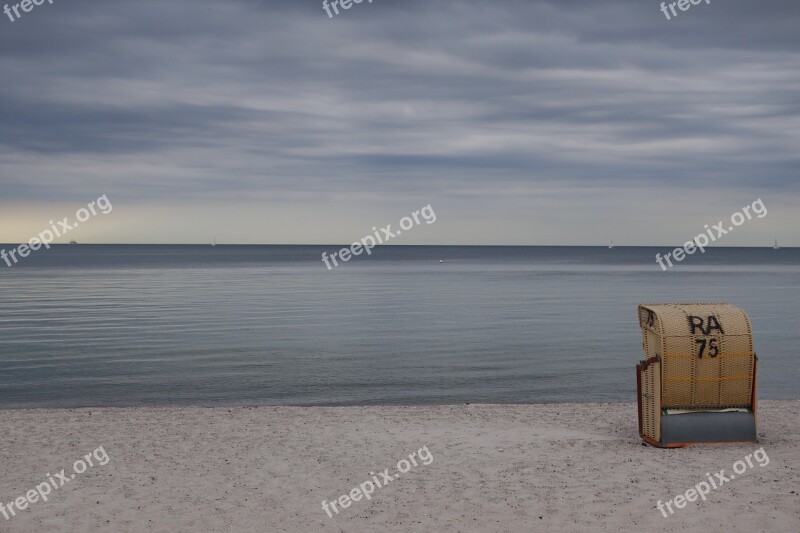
xmin=0 ymin=245 xmax=797 ymax=407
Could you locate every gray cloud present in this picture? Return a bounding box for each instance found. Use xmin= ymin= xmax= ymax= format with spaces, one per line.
xmin=0 ymin=0 xmax=798 ymax=243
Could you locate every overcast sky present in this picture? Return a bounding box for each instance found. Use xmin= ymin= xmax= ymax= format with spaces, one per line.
xmin=0 ymin=0 xmax=798 ymax=245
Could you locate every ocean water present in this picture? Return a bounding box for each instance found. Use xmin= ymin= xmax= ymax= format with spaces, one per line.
xmin=0 ymin=245 xmax=797 ymax=408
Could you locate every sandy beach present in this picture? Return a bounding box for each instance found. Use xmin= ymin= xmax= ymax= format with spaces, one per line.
xmin=1 ymin=401 xmax=798 ymax=532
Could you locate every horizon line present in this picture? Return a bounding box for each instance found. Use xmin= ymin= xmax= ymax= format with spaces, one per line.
xmin=0 ymin=243 xmax=794 ymax=248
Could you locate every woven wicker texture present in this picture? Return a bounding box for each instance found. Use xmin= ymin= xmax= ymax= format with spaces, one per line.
xmin=638 ymin=303 xmax=754 ymax=409
xmin=640 ymin=360 xmax=661 ymax=441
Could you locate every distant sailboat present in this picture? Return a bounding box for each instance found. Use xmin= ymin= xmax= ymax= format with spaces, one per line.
xmin=773 ymin=239 xmax=779 ymax=250
xmin=212 ymin=234 xmax=216 ymax=247
xmin=609 ymin=240 xmax=615 ymax=249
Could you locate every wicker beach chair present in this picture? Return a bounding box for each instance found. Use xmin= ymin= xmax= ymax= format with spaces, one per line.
xmin=636 ymin=303 xmax=758 ymax=447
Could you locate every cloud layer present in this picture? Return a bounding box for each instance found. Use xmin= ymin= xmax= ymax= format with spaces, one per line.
xmin=1 ymin=0 xmax=798 ymax=244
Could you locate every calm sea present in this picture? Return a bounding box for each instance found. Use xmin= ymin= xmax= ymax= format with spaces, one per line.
xmin=0 ymin=245 xmax=797 ymax=408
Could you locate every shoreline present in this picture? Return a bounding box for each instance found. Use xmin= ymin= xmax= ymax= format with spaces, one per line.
xmin=1 ymin=401 xmax=798 ymax=532
xmin=2 ymin=394 xmax=797 ymax=411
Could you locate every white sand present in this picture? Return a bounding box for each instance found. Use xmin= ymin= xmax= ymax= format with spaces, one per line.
xmin=1 ymin=401 xmax=798 ymax=532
